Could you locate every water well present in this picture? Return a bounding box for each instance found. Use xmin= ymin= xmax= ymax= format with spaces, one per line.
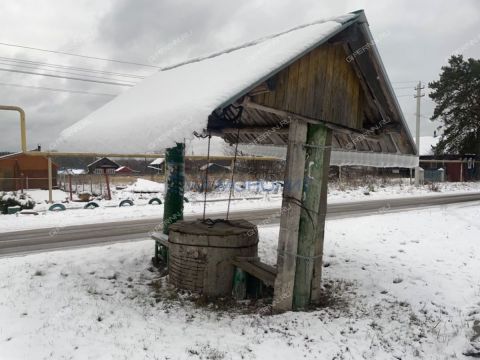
xmin=168 ymin=219 xmax=258 ymax=297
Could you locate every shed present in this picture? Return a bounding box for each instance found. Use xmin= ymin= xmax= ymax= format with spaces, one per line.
xmin=148 ymin=158 xmax=165 ymax=172
xmin=0 ymin=152 xmax=58 ymax=191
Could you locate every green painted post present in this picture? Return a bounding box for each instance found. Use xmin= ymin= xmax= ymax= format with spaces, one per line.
xmin=163 ymin=142 xmax=185 ymax=234
xmin=293 ymin=124 xmax=332 ymax=310
xmin=156 ymin=142 xmax=185 ymax=263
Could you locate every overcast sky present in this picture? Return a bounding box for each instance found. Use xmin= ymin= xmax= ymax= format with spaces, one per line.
xmin=1 ymin=0 xmax=479 ymax=152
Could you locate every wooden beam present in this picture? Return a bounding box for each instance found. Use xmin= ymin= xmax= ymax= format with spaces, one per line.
xmin=273 ymin=119 xmax=308 ymax=312
xmin=294 ymin=123 xmax=332 ymax=309
xmin=247 ymin=81 xmax=274 ymax=96
xmin=243 ymin=98 xmax=363 ymax=136
xmin=209 ymin=127 xmax=289 ymax=136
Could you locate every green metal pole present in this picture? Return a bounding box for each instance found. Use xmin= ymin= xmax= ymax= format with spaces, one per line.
xmin=163 ymin=142 xmax=185 ymax=234
xmin=293 ymin=124 xmax=332 ymax=310
xmin=156 ymin=142 xmax=185 ymax=263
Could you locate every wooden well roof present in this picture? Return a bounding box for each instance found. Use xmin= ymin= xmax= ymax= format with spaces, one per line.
xmin=207 ymin=10 xmax=416 ymax=158
xmin=59 ymin=10 xmax=417 ymax=167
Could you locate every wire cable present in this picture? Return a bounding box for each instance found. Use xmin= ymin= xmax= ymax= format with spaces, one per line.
xmin=0 ymin=67 xmax=135 ymax=87
xmin=226 ymin=128 xmax=241 ymax=220
xmin=0 ymin=81 xmax=117 ymax=97
xmin=202 ymin=134 xmax=211 ymax=221
xmin=0 ymin=61 xmax=139 ymax=83
xmin=0 ymin=56 xmax=147 ymax=79
xmin=0 ymin=41 xmax=162 ymax=69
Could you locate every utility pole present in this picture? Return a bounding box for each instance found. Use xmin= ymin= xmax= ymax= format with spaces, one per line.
xmin=414 ymin=81 xmax=425 ymax=186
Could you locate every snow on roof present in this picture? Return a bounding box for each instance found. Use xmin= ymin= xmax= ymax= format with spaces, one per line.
xmin=199 ymin=163 xmax=231 ymax=171
xmin=56 ymin=13 xmax=358 ymax=154
xmin=149 ymin=158 xmax=165 ymax=165
xmin=418 ymin=136 xmax=439 ymax=156
xmin=115 ymin=166 xmax=140 ymax=173
xmin=58 ymin=168 xmax=87 ymax=175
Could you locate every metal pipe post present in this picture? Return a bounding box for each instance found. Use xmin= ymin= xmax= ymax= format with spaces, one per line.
xmin=48 ymin=157 xmax=53 ymax=203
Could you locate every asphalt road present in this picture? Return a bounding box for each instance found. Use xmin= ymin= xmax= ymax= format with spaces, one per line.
xmin=1 ymin=192 xmax=480 ymax=256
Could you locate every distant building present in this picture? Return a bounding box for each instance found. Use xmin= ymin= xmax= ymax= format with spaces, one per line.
xmin=87 ymin=157 xmax=120 ymax=174
xmin=115 ymin=166 xmax=140 ymax=174
xmin=0 ymin=152 xmax=58 ymax=191
xmin=418 ymin=136 xmax=478 ymax=181
xmin=199 ymin=163 xmax=231 ymax=173
xmin=148 ymin=158 xmax=164 ymax=172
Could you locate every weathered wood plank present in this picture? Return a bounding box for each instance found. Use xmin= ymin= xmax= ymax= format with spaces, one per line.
xmin=231 ymin=259 xmax=277 ymax=287
xmin=295 ymin=53 xmax=310 ymax=115
xmin=249 ymin=42 xmax=367 ymax=132
xmin=285 ymin=59 xmax=300 ymax=112
xmin=310 ymin=127 xmax=333 ymax=303
xmin=274 ymin=68 xmax=289 ymax=111
xmin=273 ymin=119 xmax=308 ymax=312
xmin=293 ymin=124 xmax=332 ymax=309
xmin=322 ymin=45 xmax=337 ymax=122
xmin=304 ymin=47 xmax=320 ymax=118
xmin=312 ymin=46 xmax=328 ymax=121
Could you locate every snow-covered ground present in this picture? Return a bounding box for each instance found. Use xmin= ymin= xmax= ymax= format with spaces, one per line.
xmin=0 ymin=202 xmax=479 ymax=359
xmin=1 ymin=181 xmax=480 ymax=233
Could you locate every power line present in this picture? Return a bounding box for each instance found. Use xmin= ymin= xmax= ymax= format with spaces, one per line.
xmin=0 ymin=56 xmax=146 ymax=79
xmin=0 ymin=67 xmax=134 ymax=87
xmin=0 ymin=61 xmax=139 ymax=84
xmin=0 ymin=41 xmax=161 ymax=69
xmin=0 ymin=81 xmax=118 ymax=97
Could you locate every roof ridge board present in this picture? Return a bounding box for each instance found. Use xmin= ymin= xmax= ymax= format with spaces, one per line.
xmin=160 ymin=12 xmax=360 ymax=72
xmin=355 ymin=20 xmax=416 ymax=154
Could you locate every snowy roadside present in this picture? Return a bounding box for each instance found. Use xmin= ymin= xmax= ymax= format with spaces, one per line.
xmin=0 ymin=196 xmax=283 ymax=233
xmin=1 ymin=181 xmax=480 ymax=233
xmin=0 ymin=203 xmax=479 ymax=359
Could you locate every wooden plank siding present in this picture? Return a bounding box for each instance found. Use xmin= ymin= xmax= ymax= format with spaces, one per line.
xmin=252 ymin=43 xmax=364 ymax=131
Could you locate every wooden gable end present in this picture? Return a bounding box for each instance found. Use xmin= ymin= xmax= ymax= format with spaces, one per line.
xmin=251 ymin=43 xmax=364 ymax=130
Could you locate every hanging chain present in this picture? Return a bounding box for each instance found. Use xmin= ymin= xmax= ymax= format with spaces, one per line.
xmin=202 ymin=133 xmax=211 ymax=221
xmin=226 ymin=128 xmax=241 ymax=220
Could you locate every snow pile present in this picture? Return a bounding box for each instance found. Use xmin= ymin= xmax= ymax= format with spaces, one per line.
xmin=25 ymin=189 xmax=68 ymax=204
xmin=124 ymin=179 xmax=165 ymax=193
xmin=55 ymin=13 xmax=357 ymax=153
xmin=0 ymin=192 xmax=35 ymax=214
xmin=0 ymin=202 xmax=479 ymax=358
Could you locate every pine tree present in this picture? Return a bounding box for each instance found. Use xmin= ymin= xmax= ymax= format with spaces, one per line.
xmin=429 ymin=55 xmax=480 ymax=154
